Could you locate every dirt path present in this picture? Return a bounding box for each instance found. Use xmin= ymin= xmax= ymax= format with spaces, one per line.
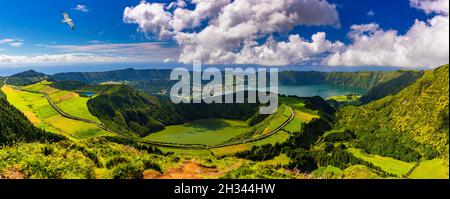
xmin=144 ymin=160 xmax=223 ymax=179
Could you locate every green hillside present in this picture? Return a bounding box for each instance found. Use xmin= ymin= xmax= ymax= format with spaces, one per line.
xmin=6 ymin=70 xmax=48 ymax=86
xmin=87 ymin=85 xmax=261 ymax=138
xmin=51 ymin=68 xmax=172 ymax=84
xmin=360 ymin=70 xmax=424 ymax=104
xmin=279 ymin=70 xmax=406 ymax=89
xmin=0 ymin=97 xmax=65 ymax=145
xmin=0 ymin=77 xmax=5 ymax=98
xmin=334 ymin=64 xmax=449 ymax=162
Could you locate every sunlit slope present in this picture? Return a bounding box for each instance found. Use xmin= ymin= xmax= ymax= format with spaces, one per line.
xmin=22 ymin=81 xmax=101 ymax=123
xmin=1 ymin=84 xmax=112 ymax=139
xmin=0 ymin=93 xmax=64 ymax=145
xmin=334 ymin=64 xmax=449 ymax=178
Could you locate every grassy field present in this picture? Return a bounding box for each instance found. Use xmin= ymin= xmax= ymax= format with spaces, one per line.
xmin=279 ymin=96 xmax=319 ymax=115
xmin=283 ymin=110 xmax=318 ymax=134
xmin=409 ymin=159 xmax=448 ymax=179
xmin=348 ymin=148 xmax=415 ymax=177
xmin=327 ymin=94 xmax=361 ymax=102
xmin=143 ymin=119 xmax=250 ymax=146
xmin=210 ymin=130 xmax=291 ymax=157
xmin=312 ymin=166 xmax=344 ymax=178
xmin=312 ymin=165 xmax=382 ymax=179
xmin=23 ymin=81 xmax=101 ymax=123
xmin=1 ymin=85 xmax=112 ymax=139
xmin=262 ymin=154 xmax=291 ymax=166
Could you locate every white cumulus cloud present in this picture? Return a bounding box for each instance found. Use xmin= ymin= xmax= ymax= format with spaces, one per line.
xmin=323 ymin=0 xmax=449 ymax=68
xmin=410 ymin=0 xmax=449 ymax=14
xmin=123 ymin=2 xmax=173 ymax=39
xmin=123 ymin=0 xmax=340 ymax=65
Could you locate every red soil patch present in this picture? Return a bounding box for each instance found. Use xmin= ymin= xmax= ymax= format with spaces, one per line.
xmin=144 ymin=161 xmax=222 ymax=179
xmin=0 ymin=167 xmax=25 ymax=179
xmin=59 ymin=93 xmax=77 ymax=101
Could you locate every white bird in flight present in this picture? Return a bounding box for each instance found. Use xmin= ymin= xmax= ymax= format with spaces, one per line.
xmin=61 ymin=12 xmax=75 ymax=31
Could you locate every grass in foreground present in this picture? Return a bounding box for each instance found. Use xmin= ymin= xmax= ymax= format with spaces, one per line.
xmin=312 ymin=165 xmax=382 ymax=179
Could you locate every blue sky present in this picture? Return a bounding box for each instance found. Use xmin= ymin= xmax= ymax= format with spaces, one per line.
xmin=0 ymin=0 xmax=448 ymax=75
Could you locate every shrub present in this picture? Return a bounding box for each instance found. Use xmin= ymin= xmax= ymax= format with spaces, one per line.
xmin=106 ymin=156 xmax=130 ymax=168
xmin=112 ymin=162 xmax=144 ymax=179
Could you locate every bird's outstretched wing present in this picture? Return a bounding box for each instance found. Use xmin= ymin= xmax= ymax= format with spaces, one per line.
xmin=67 ymin=21 xmax=75 ymax=30
xmin=61 ymin=12 xmax=69 ymax=21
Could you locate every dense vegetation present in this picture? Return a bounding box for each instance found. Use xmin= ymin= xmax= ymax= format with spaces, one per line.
xmin=0 ymin=138 xmax=166 ymax=179
xmin=236 ymin=117 xmax=387 ymax=175
xmin=334 ymin=64 xmax=449 ymax=162
xmin=0 ymin=98 xmax=65 ymax=145
xmin=50 ymin=80 xmax=89 ymax=91
xmin=0 ymin=77 xmax=5 ymax=98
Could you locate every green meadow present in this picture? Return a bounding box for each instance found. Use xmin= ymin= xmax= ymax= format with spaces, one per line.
xmin=143 ymin=119 xmax=250 ymax=146
xmin=348 ymin=148 xmax=415 ymax=177
xmin=409 ymin=159 xmax=449 ymax=179
xmin=23 ymin=81 xmax=101 ymax=122
xmin=210 ymin=130 xmax=291 ymax=157
xmin=348 ymin=148 xmax=449 ymax=179
xmin=327 ymin=94 xmax=361 ymax=102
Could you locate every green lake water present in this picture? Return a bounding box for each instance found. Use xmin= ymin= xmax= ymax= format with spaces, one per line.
xmin=143 ymin=119 xmax=249 ymax=145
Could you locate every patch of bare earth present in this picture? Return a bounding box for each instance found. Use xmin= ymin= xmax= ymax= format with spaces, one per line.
xmin=0 ymin=167 xmax=25 ymax=179
xmin=144 ymin=160 xmax=223 ymax=179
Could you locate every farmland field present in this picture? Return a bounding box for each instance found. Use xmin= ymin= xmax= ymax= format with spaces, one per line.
xmin=348 ymin=148 xmax=415 ymax=176
xmin=409 ymin=159 xmax=448 ymax=179
xmin=1 ymin=85 xmax=112 ymax=139
xmin=210 ymin=130 xmax=291 ymax=157
xmin=143 ymin=119 xmax=250 ymax=146
xmin=23 ymin=81 xmax=101 ymax=122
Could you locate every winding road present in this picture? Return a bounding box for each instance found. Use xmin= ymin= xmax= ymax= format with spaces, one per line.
xmin=5 ymin=82 xmax=295 ymax=150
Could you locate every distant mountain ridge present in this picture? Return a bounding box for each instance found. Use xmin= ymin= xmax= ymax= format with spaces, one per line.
xmin=42 ymin=68 xmax=417 ymax=91
xmin=279 ymin=70 xmax=410 ymax=90
xmin=51 ymin=68 xmax=173 ymax=84
xmin=11 ymin=70 xmax=47 ymax=78
xmin=6 ymin=70 xmax=48 ymax=86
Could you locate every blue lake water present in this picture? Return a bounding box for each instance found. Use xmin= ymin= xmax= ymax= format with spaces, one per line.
xmin=277 ymin=84 xmax=367 ymax=99
xmin=80 ymin=92 xmax=95 ymax=97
